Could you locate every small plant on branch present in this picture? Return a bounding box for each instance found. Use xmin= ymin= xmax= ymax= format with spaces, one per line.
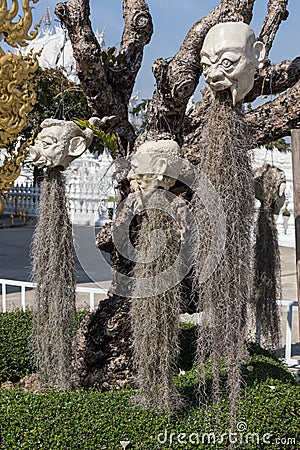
xmin=73 ymin=118 xmax=118 ymax=155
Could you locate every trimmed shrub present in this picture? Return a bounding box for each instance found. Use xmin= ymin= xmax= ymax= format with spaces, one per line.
xmin=178 ymin=323 xmax=197 ymax=371
xmin=0 ymin=312 xmax=299 ymax=449
xmin=0 ymin=311 xmax=35 ymax=382
xmin=0 ymin=310 xmax=89 ymax=383
xmin=0 ymin=373 xmax=299 ymax=449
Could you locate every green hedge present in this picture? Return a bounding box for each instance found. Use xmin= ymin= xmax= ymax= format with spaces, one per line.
xmin=0 ymin=311 xmax=35 ymax=383
xmin=0 ymin=368 xmax=299 ymax=449
xmin=0 ymin=312 xmax=299 ymax=449
xmin=0 ymin=310 xmax=89 ymax=383
xmin=0 ymin=311 xmax=194 ymax=383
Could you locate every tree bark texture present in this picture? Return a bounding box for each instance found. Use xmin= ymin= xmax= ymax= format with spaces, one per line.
xmin=55 ymin=0 xmax=153 ymax=152
xmin=247 ymin=80 xmax=300 ymax=145
xmin=54 ymin=0 xmax=300 ymax=388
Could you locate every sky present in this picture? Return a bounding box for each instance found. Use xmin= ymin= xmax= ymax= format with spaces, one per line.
xmin=29 ymin=0 xmax=300 ymax=100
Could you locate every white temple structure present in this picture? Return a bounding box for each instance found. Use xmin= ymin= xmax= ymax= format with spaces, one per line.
xmin=65 ymin=149 xmax=116 ymax=226
xmin=21 ymin=6 xmax=105 ymax=83
xmin=5 ymin=150 xmax=116 ymax=226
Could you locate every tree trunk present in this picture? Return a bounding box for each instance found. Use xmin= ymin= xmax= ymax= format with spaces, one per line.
xmin=54 ymin=0 xmax=300 ymax=388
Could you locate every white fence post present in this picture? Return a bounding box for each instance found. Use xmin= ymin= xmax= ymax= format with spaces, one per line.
xmin=280 ymin=300 xmax=300 ymax=365
xmin=90 ymin=292 xmax=95 ymax=312
xmin=5 ymin=183 xmax=41 ymax=217
xmin=0 ymin=278 xmax=108 ymax=314
xmin=21 ymin=285 xmax=26 ymax=312
xmin=1 ymin=282 xmax=6 ymax=313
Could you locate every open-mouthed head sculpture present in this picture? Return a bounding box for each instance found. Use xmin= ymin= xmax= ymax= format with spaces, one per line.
xmin=128 ymin=140 xmax=181 ymax=192
xmin=200 ymin=22 xmax=266 ymax=105
xmin=29 ymin=119 xmax=93 ymax=170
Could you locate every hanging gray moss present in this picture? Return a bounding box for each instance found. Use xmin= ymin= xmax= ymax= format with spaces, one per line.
xmin=31 ymin=168 xmax=77 ymax=390
xmin=253 ymin=163 xmax=285 ymax=347
xmin=194 ymin=93 xmax=254 ymax=422
xmin=131 ymin=207 xmax=183 ymax=412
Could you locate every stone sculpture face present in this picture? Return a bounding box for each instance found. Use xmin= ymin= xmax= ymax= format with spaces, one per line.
xmin=29 ymin=119 xmax=93 ymax=170
xmin=128 ymin=140 xmax=181 ymax=193
xmin=200 ymin=22 xmax=266 ymax=105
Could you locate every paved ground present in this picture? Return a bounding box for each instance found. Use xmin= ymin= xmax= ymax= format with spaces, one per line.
xmin=277 ymin=247 xmax=300 ymax=360
xmin=0 ymin=220 xmax=299 ymax=357
xmin=0 ymin=220 xmax=112 ymax=310
xmin=0 ymin=219 xmax=112 ymax=284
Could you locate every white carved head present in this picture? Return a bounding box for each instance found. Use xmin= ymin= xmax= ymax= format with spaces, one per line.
xmin=200 ymin=22 xmax=266 ymax=105
xmin=128 ymin=140 xmax=181 ymax=192
xmin=29 ymin=119 xmax=93 ymax=170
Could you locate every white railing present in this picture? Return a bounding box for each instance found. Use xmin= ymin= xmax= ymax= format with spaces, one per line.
xmin=0 ymin=278 xmax=108 ymax=313
xmin=255 ymin=299 xmax=300 ymax=367
xmin=65 ymin=180 xmax=114 ymax=226
xmin=4 ymin=182 xmax=115 ymax=226
xmin=5 ymin=183 xmax=41 ymax=217
xmin=1 ymin=278 xmax=299 ymax=367
xmin=279 ymin=300 xmax=300 ymax=366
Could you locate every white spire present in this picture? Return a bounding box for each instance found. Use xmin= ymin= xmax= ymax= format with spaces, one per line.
xmin=42 ymin=6 xmax=53 ymax=34
xmin=95 ymin=27 xmax=106 ymax=49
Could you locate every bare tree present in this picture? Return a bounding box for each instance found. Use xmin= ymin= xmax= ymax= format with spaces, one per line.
xmin=55 ymin=0 xmax=300 ymax=388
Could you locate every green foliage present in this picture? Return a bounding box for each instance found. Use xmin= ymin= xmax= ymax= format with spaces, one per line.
xmin=131 ymin=99 xmax=151 ymax=115
xmin=73 ymin=118 xmax=118 ymax=155
xmin=0 ymin=310 xmax=35 ymax=383
xmin=24 ymin=67 xmax=90 ymax=138
xmin=265 ymin=138 xmax=291 ymax=153
xmin=18 ymin=67 xmax=103 ymax=156
xmin=101 ymin=46 xmax=127 ymax=71
xmin=0 ymin=313 xmax=299 ymax=449
xmin=178 ymin=323 xmax=197 ymax=371
xmin=76 ymin=310 xmax=89 ymax=325
xmin=0 ymin=362 xmax=299 ymax=449
xmin=130 ymin=98 xmax=150 ymax=132
xmin=6 ymin=67 xmax=91 ymax=154
xmin=242 ymin=355 xmax=296 ymax=387
xmin=283 ymin=208 xmax=291 ymax=217
xmin=0 ymin=310 xmax=89 ymax=383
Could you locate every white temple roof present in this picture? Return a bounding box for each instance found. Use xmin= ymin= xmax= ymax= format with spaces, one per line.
xmin=21 ymin=8 xmax=105 ymax=83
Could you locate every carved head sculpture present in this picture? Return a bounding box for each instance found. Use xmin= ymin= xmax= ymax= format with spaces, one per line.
xmin=29 ymin=119 xmax=94 ymax=170
xmin=254 ymin=163 xmax=286 ymax=215
xmin=128 ymin=140 xmax=181 ymax=192
xmin=200 ymin=22 xmax=266 ymax=105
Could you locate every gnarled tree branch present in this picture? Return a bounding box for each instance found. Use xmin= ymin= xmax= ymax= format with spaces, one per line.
xmin=55 ymin=0 xmax=108 ymax=111
xmin=246 ymin=80 xmax=300 ymax=145
xmin=55 ymin=0 xmax=153 ymax=151
xmin=258 ymin=0 xmax=289 ymax=57
xmin=114 ymin=0 xmax=153 ymax=105
xmin=142 ymin=0 xmax=256 ymax=144
xmin=245 ymin=57 xmax=300 ymax=103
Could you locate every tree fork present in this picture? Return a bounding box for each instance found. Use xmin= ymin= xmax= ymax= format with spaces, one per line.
xmin=143 ymin=0 xmax=256 ymax=143
xmin=246 ymin=80 xmax=300 ymax=145
xmin=55 ymin=0 xmax=153 ymax=152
